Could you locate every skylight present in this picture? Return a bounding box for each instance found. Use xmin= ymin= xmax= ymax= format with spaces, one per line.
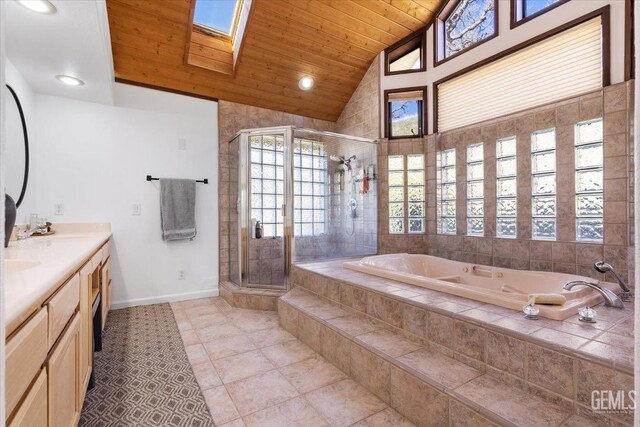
xmin=193 ymin=0 xmax=240 ymax=36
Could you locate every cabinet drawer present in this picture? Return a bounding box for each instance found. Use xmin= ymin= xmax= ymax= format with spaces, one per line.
xmin=5 ymin=308 xmax=48 ymax=418
xmin=8 ymin=368 xmax=47 ymax=427
xmin=47 ymin=273 xmax=80 ymax=349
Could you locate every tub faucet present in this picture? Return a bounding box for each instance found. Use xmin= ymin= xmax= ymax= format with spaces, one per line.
xmin=593 ymin=261 xmax=632 ymax=302
xmin=563 ymin=280 xmax=624 ymax=309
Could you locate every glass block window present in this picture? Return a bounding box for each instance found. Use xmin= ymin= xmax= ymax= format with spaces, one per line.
xmin=250 ymin=135 xmax=284 ymax=238
xmin=531 ymin=129 xmax=556 ymax=240
xmin=407 ymin=154 xmax=425 ymax=233
xmin=575 ymin=119 xmax=604 ymax=242
xmin=437 ymin=148 xmax=456 ymax=234
xmin=388 ymin=155 xmax=405 ymax=234
xmin=466 ymin=144 xmax=484 ymax=236
xmin=496 ymin=137 xmax=517 ymax=238
xmin=293 ymin=138 xmax=327 ymax=237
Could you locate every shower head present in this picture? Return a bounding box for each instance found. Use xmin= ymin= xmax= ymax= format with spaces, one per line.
xmin=329 ymin=154 xmax=357 ymax=164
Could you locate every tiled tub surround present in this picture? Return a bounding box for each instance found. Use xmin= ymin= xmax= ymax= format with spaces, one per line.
xmin=377 ymin=82 xmax=634 ymax=288
xmin=343 ymin=253 xmax=620 ymax=320
xmin=171 ymin=297 xmax=415 ymax=426
xmin=284 ymin=260 xmax=634 ymax=426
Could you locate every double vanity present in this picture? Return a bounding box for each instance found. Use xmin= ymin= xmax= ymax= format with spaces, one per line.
xmin=4 ymin=224 xmax=112 ymax=426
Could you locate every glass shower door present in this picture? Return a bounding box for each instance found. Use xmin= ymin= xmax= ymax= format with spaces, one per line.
xmin=245 ymin=132 xmax=287 ymax=288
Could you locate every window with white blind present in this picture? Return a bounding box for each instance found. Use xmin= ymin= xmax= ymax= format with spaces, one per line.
xmin=496 ymin=137 xmax=517 ymax=238
xmin=531 ymin=129 xmax=556 ymax=240
xmin=575 ymin=119 xmax=604 ymax=242
xmin=437 ymin=149 xmax=457 ymax=234
xmin=437 ymin=16 xmax=604 ymax=132
xmin=466 ymin=144 xmax=484 ymax=236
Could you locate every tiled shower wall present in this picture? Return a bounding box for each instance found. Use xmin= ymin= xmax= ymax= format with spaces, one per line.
xmin=378 ymin=81 xmax=635 ymax=286
xmin=218 ymin=100 xmax=335 ymax=283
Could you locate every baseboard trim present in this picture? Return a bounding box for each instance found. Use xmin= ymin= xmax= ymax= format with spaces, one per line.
xmin=111 ymin=288 xmax=220 ymax=309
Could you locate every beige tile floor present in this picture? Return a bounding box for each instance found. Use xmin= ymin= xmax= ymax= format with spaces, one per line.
xmin=171 ymin=297 xmax=415 ymax=427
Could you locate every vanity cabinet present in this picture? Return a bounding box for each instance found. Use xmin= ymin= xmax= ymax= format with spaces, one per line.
xmin=4 ymin=239 xmax=112 ymax=427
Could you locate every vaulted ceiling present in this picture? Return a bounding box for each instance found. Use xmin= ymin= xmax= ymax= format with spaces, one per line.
xmin=106 ymin=0 xmax=440 ymax=121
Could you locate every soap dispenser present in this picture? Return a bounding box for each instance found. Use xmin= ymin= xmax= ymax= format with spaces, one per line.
xmin=255 ymin=221 xmax=263 ymax=239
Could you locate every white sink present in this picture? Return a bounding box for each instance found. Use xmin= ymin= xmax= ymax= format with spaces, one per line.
xmin=5 ymin=259 xmax=41 ymax=273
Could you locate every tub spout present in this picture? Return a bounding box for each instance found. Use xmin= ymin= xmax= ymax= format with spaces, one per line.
xmin=562 ymin=281 xmax=624 ymax=309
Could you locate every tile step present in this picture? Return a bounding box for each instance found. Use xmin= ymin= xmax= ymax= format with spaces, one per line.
xmin=280 ymin=287 xmax=574 ymax=427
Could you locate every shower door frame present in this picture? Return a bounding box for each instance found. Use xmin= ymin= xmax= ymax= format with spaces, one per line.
xmin=233 ymin=126 xmax=377 ymax=290
xmin=238 ymin=126 xmax=295 ymax=289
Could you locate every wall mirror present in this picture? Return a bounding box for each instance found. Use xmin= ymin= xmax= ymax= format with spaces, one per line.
xmin=5 ymin=84 xmax=29 ymax=208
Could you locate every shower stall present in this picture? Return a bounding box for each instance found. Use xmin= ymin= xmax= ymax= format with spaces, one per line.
xmin=228 ymin=126 xmax=377 ymax=290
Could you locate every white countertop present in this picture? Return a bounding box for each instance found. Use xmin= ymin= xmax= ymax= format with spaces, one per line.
xmin=4 ymin=229 xmax=111 ymax=336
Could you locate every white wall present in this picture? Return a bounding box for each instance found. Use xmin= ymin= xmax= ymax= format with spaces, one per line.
xmin=380 ymin=0 xmax=628 ymax=135
xmin=33 ymin=83 xmax=219 ymax=307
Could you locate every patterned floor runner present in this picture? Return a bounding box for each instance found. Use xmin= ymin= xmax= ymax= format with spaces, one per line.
xmin=80 ymin=304 xmax=214 ymax=426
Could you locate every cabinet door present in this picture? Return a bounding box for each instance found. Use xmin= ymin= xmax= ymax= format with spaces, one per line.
xmin=8 ymin=368 xmax=47 ymax=427
xmin=47 ymin=313 xmax=81 ymax=427
xmin=79 ymin=262 xmax=94 ymax=402
xmin=100 ymin=258 xmax=111 ymax=329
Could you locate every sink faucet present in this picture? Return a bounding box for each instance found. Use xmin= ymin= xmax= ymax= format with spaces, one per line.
xmin=593 ymin=261 xmax=632 ymax=302
xmin=563 ymin=280 xmax=624 ymax=309
xmin=16 ymin=226 xmax=42 ymax=240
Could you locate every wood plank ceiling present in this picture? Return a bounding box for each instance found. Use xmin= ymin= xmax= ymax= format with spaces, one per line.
xmin=106 ymin=0 xmax=440 ymax=121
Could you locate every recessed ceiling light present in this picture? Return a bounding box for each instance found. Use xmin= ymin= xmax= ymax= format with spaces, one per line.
xmin=298 ymin=75 xmax=314 ymax=91
xmin=15 ymin=0 xmax=57 ymax=14
xmin=55 ymin=75 xmax=85 ymax=87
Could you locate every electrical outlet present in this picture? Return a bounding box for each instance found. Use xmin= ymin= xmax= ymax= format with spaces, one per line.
xmin=178 ymin=138 xmax=187 ymax=150
xmin=54 ymin=203 xmax=64 ymax=216
xmin=132 ymin=204 xmax=141 ymax=216
xmin=178 ymin=270 xmax=185 ymax=280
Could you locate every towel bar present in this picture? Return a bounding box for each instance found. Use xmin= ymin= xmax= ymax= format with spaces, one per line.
xmin=146 ymin=175 xmax=208 ymax=184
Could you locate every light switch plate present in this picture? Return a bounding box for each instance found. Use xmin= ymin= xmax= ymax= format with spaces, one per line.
xmin=54 ymin=203 xmax=64 ymax=216
xmin=178 ymin=138 xmax=187 ymax=150
xmin=178 ymin=270 xmax=185 ymax=280
xmin=132 ymin=204 xmax=141 ymax=216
